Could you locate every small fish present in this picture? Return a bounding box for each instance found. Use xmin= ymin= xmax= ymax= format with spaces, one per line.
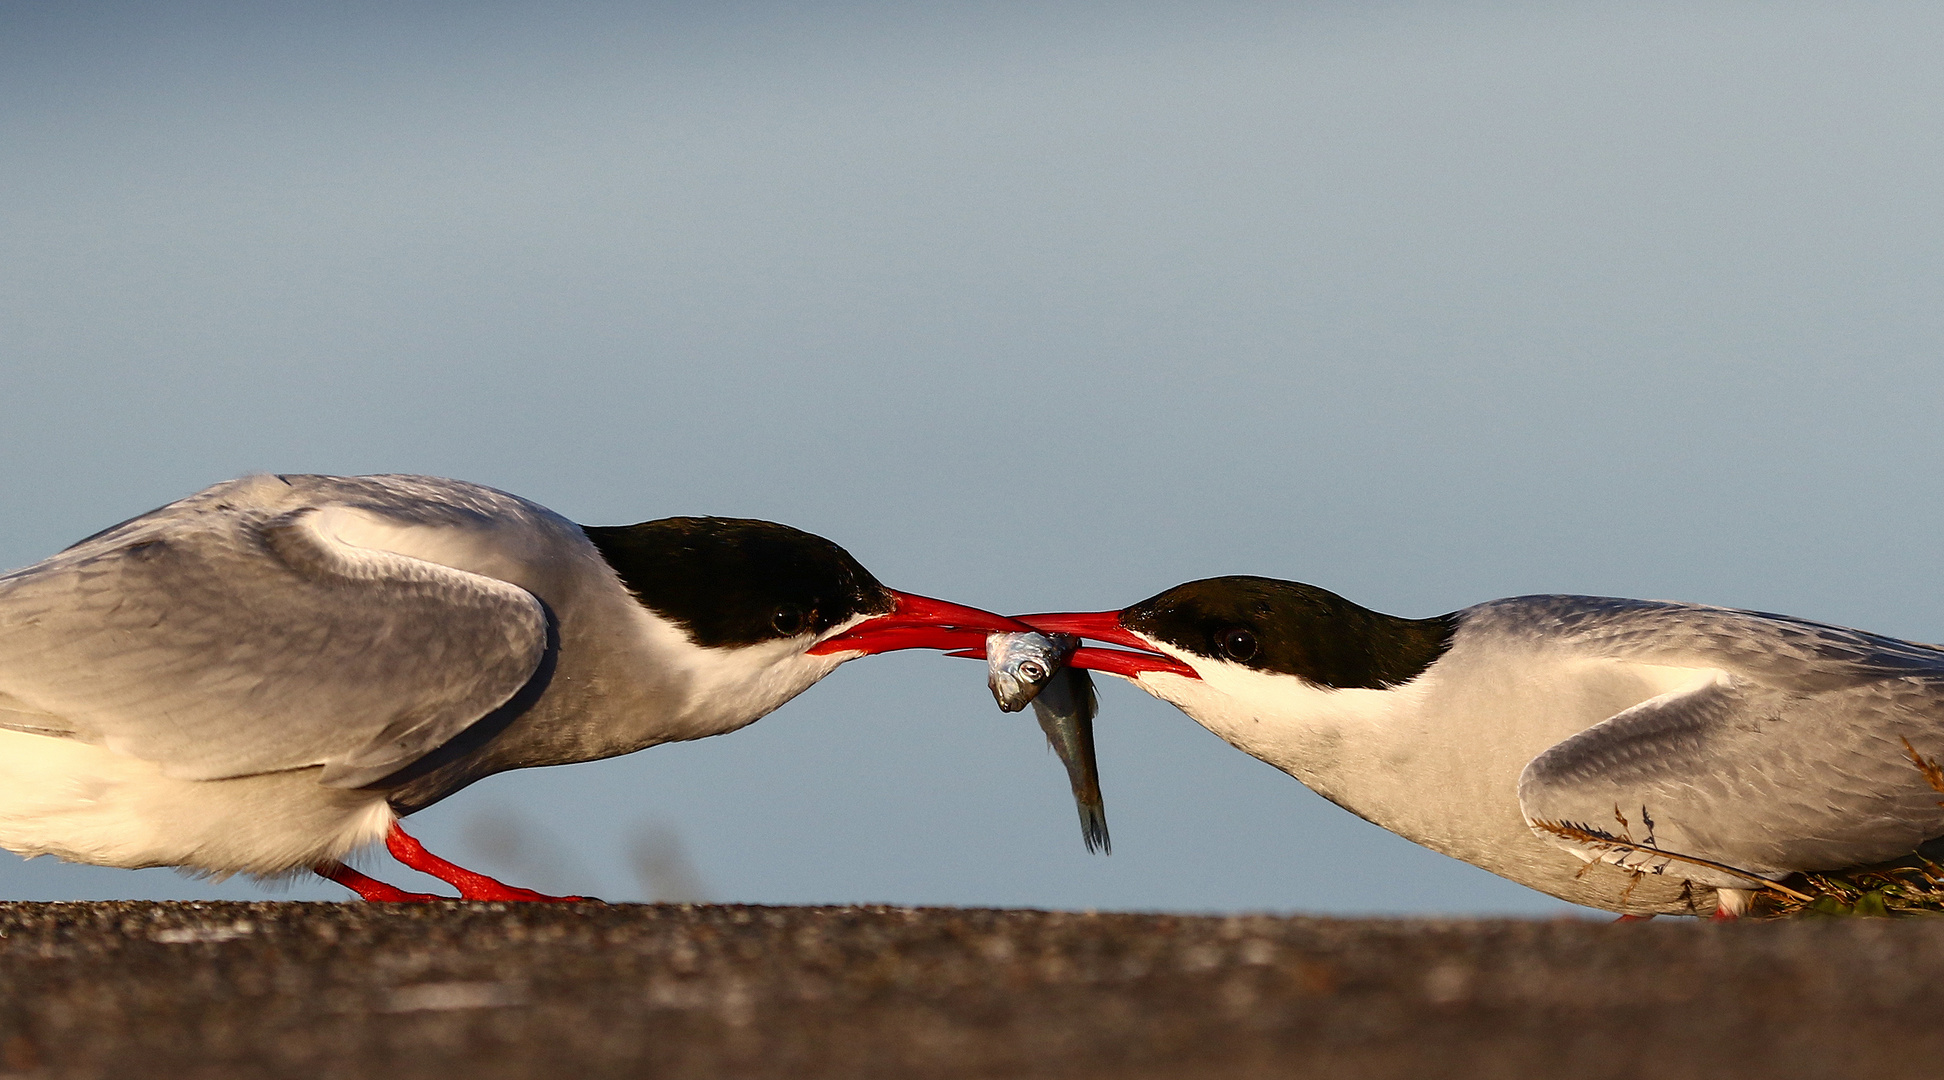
xmin=984 ymin=631 xmax=1111 ymax=855
xmin=986 ymin=631 xmax=1078 ymax=712
xmin=1032 ymin=665 xmax=1110 ymax=854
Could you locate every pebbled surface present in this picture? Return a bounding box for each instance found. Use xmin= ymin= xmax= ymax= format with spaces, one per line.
xmin=2 ymin=902 xmax=1944 ymax=1079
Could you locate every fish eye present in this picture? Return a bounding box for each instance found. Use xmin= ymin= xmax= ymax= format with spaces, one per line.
xmin=1018 ymin=660 xmax=1048 ymax=682
xmin=1217 ymin=626 xmax=1258 ymax=662
xmin=771 ymin=604 xmax=811 ymax=636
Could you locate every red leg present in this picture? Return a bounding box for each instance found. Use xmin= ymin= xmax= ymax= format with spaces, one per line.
xmin=385 ymin=822 xmax=593 ymax=902
xmin=1708 ymin=908 xmax=1740 ymax=922
xmin=317 ymin=860 xmax=444 ymax=902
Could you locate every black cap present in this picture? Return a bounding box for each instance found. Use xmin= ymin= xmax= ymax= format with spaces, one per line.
xmin=1122 ymin=576 xmax=1457 ymax=689
xmin=584 ymin=517 xmax=895 ymax=649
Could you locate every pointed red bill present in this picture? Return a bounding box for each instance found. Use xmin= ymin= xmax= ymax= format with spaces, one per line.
xmin=1067 ymin=645 xmax=1198 ymax=680
xmin=1013 ymin=611 xmax=1152 ymax=651
xmin=941 ymin=643 xmax=1195 ymax=679
xmin=807 ymin=591 xmax=1041 ymax=657
xmin=1014 ymin=611 xmax=1200 ymax=680
xmin=812 ymin=596 xmax=1200 ymax=680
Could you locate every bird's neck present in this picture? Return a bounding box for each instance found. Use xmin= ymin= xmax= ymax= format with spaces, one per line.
xmin=1138 ymin=663 xmax=1425 ymax=807
xmin=593 ymin=601 xmax=848 ymax=745
xmin=666 ymin=635 xmax=850 ymax=739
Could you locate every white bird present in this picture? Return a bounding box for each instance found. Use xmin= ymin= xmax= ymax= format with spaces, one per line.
xmin=1019 ymin=577 xmax=1944 ymax=917
xmin=0 ymin=473 xmax=1025 ymax=901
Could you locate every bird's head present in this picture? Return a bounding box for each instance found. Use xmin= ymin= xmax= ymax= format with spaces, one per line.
xmin=585 ymin=517 xmax=1035 ymax=732
xmin=1019 ymin=576 xmax=1456 ymax=719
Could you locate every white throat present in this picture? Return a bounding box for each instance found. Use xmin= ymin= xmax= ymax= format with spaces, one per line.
xmin=1127 ymin=637 xmax=1427 ymax=812
xmin=621 ymin=607 xmax=862 ymax=743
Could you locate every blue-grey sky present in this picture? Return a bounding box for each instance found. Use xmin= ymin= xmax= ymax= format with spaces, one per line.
xmin=3 ymin=1 xmax=1942 ymax=913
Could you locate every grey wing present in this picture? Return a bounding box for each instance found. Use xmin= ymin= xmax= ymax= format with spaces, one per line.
xmin=1477 ymin=594 xmax=1944 ymax=688
xmin=0 ymin=496 xmax=549 ymax=788
xmin=1517 ymin=673 xmax=1944 ymax=885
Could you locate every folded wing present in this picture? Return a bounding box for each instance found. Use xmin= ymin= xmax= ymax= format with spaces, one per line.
xmin=1518 ymin=658 xmax=1944 ymax=886
xmin=0 ymin=492 xmax=549 ymax=788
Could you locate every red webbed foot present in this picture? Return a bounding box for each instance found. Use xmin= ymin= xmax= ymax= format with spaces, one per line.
xmin=385 ymin=822 xmax=596 ymax=903
xmin=317 ymin=861 xmax=444 ymax=902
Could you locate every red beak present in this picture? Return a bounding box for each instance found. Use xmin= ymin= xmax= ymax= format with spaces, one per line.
xmin=1013 ymin=611 xmax=1152 ymax=651
xmin=811 ymin=595 xmax=1200 ymax=681
xmin=807 ymin=591 xmax=1042 ymax=657
xmin=1014 ymin=610 xmax=1200 ymax=680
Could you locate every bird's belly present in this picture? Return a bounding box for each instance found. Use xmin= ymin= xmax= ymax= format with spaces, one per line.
xmin=1308 ymin=758 xmax=1719 ymax=912
xmin=0 ymin=729 xmax=393 ymax=876
xmin=1482 ymin=839 xmax=1722 ymax=914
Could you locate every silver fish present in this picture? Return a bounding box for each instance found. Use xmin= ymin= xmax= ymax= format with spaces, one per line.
xmin=984 ymin=631 xmax=1110 ymax=855
xmin=1032 ymin=665 xmax=1110 ymax=854
xmin=986 ymin=631 xmax=1077 ymax=712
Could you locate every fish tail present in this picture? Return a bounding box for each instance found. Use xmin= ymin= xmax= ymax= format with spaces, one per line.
xmin=1079 ymin=802 xmax=1111 ymax=855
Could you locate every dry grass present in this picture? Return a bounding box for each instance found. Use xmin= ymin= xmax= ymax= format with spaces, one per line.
xmin=1752 ymin=855 xmax=1944 ymax=918
xmin=1761 ymin=740 xmax=1944 ymax=917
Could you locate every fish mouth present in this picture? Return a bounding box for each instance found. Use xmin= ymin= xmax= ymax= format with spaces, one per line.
xmin=807 ymin=591 xmax=1041 ymax=657
xmin=1010 ymin=611 xmax=1200 ymax=680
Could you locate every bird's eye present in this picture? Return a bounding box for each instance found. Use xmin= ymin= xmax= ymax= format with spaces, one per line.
xmin=1217 ymin=627 xmax=1258 ymax=662
xmin=771 ymin=604 xmax=811 ymax=636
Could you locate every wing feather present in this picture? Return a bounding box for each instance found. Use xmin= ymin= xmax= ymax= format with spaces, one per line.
xmin=0 ymin=481 xmax=549 ymax=786
xmin=1518 ymin=665 xmax=1944 ymax=883
xmin=1476 ymin=594 xmax=1944 ymax=687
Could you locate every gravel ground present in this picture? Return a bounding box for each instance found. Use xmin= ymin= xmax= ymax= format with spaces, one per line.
xmin=2 ymin=901 xmax=1943 ymax=1079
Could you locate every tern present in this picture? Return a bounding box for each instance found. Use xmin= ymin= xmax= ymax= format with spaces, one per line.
xmin=0 ymin=474 xmax=1027 ymax=901
xmin=1019 ymin=577 xmax=1944 ymax=917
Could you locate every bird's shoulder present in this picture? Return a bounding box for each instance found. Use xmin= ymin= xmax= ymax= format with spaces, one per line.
xmin=11 ymin=474 xmax=589 ymax=596
xmin=1454 ymin=593 xmax=1944 ymax=687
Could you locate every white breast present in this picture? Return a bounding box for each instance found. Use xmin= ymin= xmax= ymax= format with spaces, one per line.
xmin=1136 ymin=636 xmax=1721 ymax=908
